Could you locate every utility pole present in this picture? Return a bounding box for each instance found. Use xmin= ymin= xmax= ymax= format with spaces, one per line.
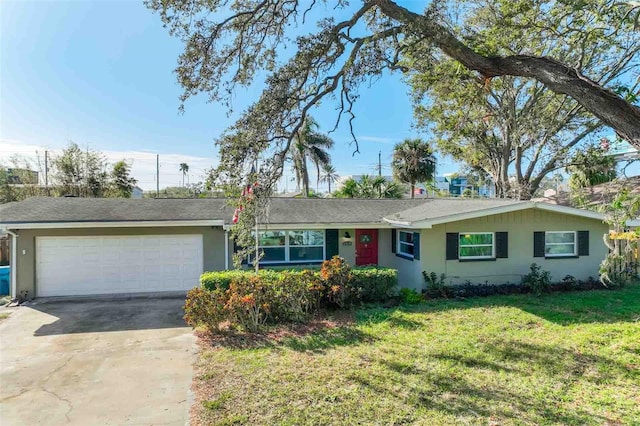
xmin=378 ymin=151 xmax=382 ymax=197
xmin=156 ymin=154 xmax=160 ymax=197
xmin=44 ymin=150 xmax=49 ymax=196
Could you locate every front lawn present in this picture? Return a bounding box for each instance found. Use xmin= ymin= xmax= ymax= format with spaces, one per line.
xmin=192 ymin=285 xmax=640 ymax=425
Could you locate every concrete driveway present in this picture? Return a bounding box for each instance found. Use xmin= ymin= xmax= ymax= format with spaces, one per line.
xmin=0 ymin=297 xmax=196 ymax=425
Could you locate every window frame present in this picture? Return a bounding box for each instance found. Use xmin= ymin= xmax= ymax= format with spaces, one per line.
xmin=458 ymin=232 xmax=495 ymax=260
xmin=397 ymin=230 xmax=415 ymax=259
xmin=251 ymin=230 xmax=326 ymax=264
xmin=544 ymin=231 xmax=577 ymax=258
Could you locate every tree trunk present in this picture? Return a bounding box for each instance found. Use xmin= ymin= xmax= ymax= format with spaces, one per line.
xmin=410 ymin=183 xmax=415 ymax=198
xmin=375 ymin=0 xmax=640 ymax=148
xmin=302 ymin=157 xmax=310 ymax=197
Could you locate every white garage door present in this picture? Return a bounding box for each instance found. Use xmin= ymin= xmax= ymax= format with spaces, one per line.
xmin=36 ymin=235 xmax=203 ymax=297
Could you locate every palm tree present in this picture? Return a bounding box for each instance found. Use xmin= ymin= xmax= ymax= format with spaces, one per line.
xmin=333 ymin=175 xmax=404 ymax=199
xmin=334 ymin=178 xmax=358 ymax=198
xmin=392 ymin=138 xmax=436 ymax=198
xmin=320 ymin=164 xmax=339 ymax=194
xmin=291 ymin=116 xmax=334 ymax=197
xmin=179 ymin=163 xmax=189 ymax=187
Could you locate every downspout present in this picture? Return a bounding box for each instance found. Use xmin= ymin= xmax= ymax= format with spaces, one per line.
xmin=5 ymin=229 xmax=17 ymax=299
xmin=224 ymin=229 xmax=229 ymax=270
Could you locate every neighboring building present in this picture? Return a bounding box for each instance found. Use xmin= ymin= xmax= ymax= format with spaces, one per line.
xmin=131 ymin=186 xmax=144 ymax=199
xmin=447 ymin=175 xmax=494 ymax=197
xmin=2 ymin=197 xmax=633 ymax=299
xmin=5 ymin=168 xmax=39 ymax=185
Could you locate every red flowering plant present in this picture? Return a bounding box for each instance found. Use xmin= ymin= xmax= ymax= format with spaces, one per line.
xmin=320 ymin=256 xmax=358 ymax=308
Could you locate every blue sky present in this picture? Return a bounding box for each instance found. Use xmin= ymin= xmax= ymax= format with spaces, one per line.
xmin=0 ymin=0 xmax=455 ymax=191
xmin=1 ymin=1 xmax=636 ymax=192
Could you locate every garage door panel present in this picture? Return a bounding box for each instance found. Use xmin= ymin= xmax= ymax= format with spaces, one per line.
xmin=36 ymin=235 xmax=204 ymax=297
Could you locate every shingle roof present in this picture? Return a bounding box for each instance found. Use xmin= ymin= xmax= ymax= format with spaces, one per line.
xmin=384 ymin=198 xmax=525 ymax=224
xmin=0 ymin=197 xmax=426 ymax=226
xmin=0 ymin=197 xmax=230 ymax=223
xmin=1 ymin=196 xmax=604 ymax=228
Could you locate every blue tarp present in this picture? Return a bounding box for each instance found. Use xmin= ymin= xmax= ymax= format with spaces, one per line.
xmin=0 ymin=266 xmax=9 ymax=295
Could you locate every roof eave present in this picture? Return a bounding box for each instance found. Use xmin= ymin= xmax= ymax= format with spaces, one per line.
xmin=384 ymin=201 xmax=607 ymax=228
xmin=0 ymin=220 xmax=225 ymax=230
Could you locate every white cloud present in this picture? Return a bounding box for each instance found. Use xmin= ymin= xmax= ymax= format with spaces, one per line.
xmin=357 ymin=135 xmax=396 ymax=144
xmin=0 ymin=140 xmax=216 ymax=191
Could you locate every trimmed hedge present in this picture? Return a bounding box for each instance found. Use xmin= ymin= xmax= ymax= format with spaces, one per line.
xmin=199 ymin=265 xmax=398 ymax=303
xmin=185 ymin=257 xmax=399 ymax=332
xmin=351 ymin=267 xmax=397 ymax=303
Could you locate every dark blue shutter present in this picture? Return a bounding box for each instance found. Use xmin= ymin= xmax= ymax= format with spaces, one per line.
xmin=391 ymin=229 xmax=397 ymax=253
xmin=325 ymin=229 xmax=339 ymax=259
xmin=446 ymin=233 xmax=459 ymax=260
xmin=533 ymin=232 xmax=545 ymax=257
xmin=495 ymin=232 xmax=508 ymax=258
xmin=413 ymin=232 xmax=420 ymax=260
xmin=578 ymin=231 xmax=589 ymax=256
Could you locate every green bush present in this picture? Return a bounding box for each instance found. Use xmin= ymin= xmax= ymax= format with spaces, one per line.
xmin=184 ymin=287 xmax=227 ymax=332
xmin=522 ymin=263 xmax=552 ymax=295
xmin=320 ymin=256 xmax=355 ymax=308
xmin=200 ymin=270 xmax=248 ymax=291
xmin=189 ymin=259 xmax=399 ymax=332
xmin=350 ymin=267 xmax=398 ymax=303
xmin=399 ymin=288 xmax=423 ymax=304
xmin=422 ymin=271 xmax=451 ymax=298
xmin=187 ymin=269 xmax=325 ymax=332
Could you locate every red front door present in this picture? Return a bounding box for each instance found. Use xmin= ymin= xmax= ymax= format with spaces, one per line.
xmin=355 ymin=229 xmax=378 ymax=266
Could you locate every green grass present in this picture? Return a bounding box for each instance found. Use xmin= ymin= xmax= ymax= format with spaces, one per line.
xmin=0 ymin=312 xmax=9 ymax=323
xmin=193 ymin=285 xmax=640 ymax=425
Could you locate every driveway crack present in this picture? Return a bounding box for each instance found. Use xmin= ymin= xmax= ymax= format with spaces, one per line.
xmin=41 ymin=387 xmax=73 ymax=423
xmin=42 ymin=355 xmax=73 ymax=383
xmin=0 ymin=388 xmax=29 ymax=402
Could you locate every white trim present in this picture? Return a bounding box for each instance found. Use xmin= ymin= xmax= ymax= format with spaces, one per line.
xmin=224 ymin=222 xmax=391 ymax=231
xmin=459 ymin=232 xmax=495 ymax=260
xmin=397 ymin=230 xmax=415 ymax=259
xmin=0 ymin=220 xmax=224 ymax=229
xmin=386 ymin=201 xmax=608 ymax=228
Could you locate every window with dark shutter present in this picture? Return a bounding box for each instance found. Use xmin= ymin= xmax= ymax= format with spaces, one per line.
xmin=533 ymin=232 xmax=545 ymax=257
xmin=413 ymin=232 xmax=420 ymax=260
xmin=391 ymin=229 xmax=397 ymax=253
xmin=495 ymin=232 xmax=508 ymax=258
xmin=446 ymin=233 xmax=459 ymax=260
xmin=578 ymin=231 xmax=589 ymax=256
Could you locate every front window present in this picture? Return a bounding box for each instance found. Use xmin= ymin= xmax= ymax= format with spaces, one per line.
xmin=257 ymin=231 xmax=286 ymax=262
xmin=253 ymin=230 xmax=325 ymax=264
xmin=459 ymin=233 xmax=494 ymax=259
xmin=289 ymin=230 xmax=325 ymax=262
xmin=398 ymin=231 xmax=414 ymax=258
xmin=545 ymin=231 xmax=576 ymax=257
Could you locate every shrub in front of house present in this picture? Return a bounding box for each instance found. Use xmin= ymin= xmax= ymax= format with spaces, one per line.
xmin=186 ymin=269 xmax=325 ymax=332
xmin=421 ymin=264 xmax=610 ymax=299
xmin=351 ymin=267 xmax=398 ymax=303
xmin=186 ymin=257 xmax=399 ymax=332
xmin=200 ymin=270 xmax=248 ymax=291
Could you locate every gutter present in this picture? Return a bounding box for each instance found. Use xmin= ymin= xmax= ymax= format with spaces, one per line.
xmin=3 ymin=229 xmax=17 ymax=299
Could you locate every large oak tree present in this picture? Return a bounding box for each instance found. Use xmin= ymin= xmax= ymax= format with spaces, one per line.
xmin=408 ymin=0 xmax=639 ymax=199
xmin=147 ymin=0 xmax=640 ymax=194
